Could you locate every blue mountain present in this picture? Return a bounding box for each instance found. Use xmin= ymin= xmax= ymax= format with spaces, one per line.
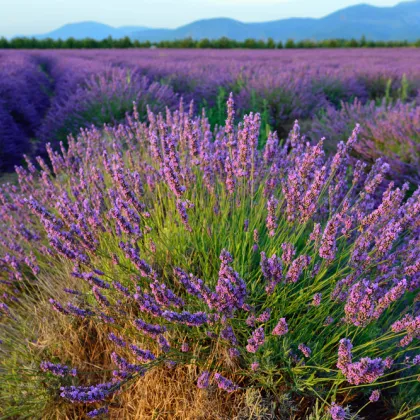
xmin=131 ymin=1 xmax=420 ymax=42
xmin=32 ymin=1 xmax=420 ymax=42
xmin=35 ymin=21 xmax=149 ymax=40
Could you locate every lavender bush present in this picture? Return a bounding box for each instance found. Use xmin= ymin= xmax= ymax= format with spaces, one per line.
xmin=0 ymin=93 xmax=419 ymax=418
xmin=1 ymin=48 xmax=420 ymax=173
xmin=310 ymin=99 xmax=420 ymax=184
xmin=0 ymin=53 xmax=51 ymax=170
xmin=36 ymin=66 xmax=178 ymax=149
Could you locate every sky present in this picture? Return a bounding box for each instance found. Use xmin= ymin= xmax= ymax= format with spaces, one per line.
xmin=1 ymin=0 xmax=403 ymax=37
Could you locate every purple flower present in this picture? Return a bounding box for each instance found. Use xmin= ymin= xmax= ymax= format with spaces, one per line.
xmin=151 ymin=280 xmax=185 ymax=308
xmin=67 ymin=303 xmax=93 ymax=318
xmin=246 ymin=327 xmax=265 ymax=353
xmin=214 ymin=373 xmax=239 ymax=392
xmin=162 ymin=310 xmax=208 ymax=327
xmin=272 ymin=318 xmax=288 ymax=336
xmin=260 ymin=252 xmax=283 ymax=294
xmin=108 ymin=333 xmax=126 ymax=348
xmin=92 ymin=286 xmax=111 ymax=307
xmin=266 ymin=196 xmax=278 ymax=237
xmin=228 ymin=347 xmax=240 ymax=358
xmin=312 ymin=293 xmax=322 ymax=306
xmin=286 ymin=255 xmax=311 ymax=284
xmin=369 ymin=390 xmax=380 ymax=402
xmin=329 ymin=402 xmax=346 ymax=420
xmin=49 ymin=298 xmax=69 ymax=315
xmin=220 ymin=326 xmax=238 ymax=345
xmin=87 ymin=407 xmax=109 ymax=418
xmin=134 ymin=318 xmax=167 ymax=338
xmin=324 ymin=316 xmax=334 ymax=326
xmin=281 ymin=243 xmax=296 ymax=265
xmin=176 ymin=200 xmax=193 ymax=232
xmin=129 ymin=344 xmax=156 ymax=362
xmin=337 ymin=338 xmax=386 ymax=385
xmin=256 ymin=309 xmax=271 ymax=322
xmin=60 ymin=381 xmax=119 ymax=403
xmin=197 ymin=370 xmax=210 ymax=389
xmin=319 ymin=216 xmax=339 ymax=261
xmin=40 ymin=361 xmax=77 ymax=377
xmin=157 ymin=335 xmax=170 ymax=353
xmin=181 ymin=342 xmax=190 ymax=352
xmin=214 ymin=249 xmax=247 ymax=316
xmin=298 ymin=343 xmax=311 ymax=358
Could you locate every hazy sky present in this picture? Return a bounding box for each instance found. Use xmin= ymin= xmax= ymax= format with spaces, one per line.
xmin=1 ymin=0 xmax=403 ymax=37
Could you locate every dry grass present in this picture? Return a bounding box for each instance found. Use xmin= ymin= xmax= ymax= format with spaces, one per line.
xmin=0 ymin=268 xmax=277 ymax=420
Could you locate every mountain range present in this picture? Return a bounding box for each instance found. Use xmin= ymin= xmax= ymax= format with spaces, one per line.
xmin=33 ymin=0 xmax=420 ymax=42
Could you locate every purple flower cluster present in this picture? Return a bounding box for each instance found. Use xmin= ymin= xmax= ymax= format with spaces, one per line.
xmin=329 ymin=403 xmax=346 ymax=420
xmin=214 ymin=373 xmax=239 ymax=392
xmin=60 ymin=381 xmax=119 ymax=403
xmin=260 ymin=252 xmax=283 ymax=294
xmin=246 ymin=327 xmax=265 ymax=353
xmin=337 ymin=339 xmax=386 ymax=385
xmin=1 ymin=76 xmax=419 ymax=418
xmin=272 ymin=318 xmax=288 ymax=336
xmin=197 ymin=370 xmax=210 ymax=389
xmin=40 ymin=361 xmax=77 ymax=377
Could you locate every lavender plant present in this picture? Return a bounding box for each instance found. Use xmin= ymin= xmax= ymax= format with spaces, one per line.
xmin=310 ymin=99 xmax=420 ymax=184
xmin=0 ymin=94 xmax=419 ymax=418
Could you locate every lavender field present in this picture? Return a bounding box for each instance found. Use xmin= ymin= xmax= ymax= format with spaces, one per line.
xmin=0 ymin=48 xmax=419 ymax=419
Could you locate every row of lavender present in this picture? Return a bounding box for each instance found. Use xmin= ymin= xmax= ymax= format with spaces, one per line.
xmin=0 ymin=94 xmax=419 ymax=418
xmin=1 ymin=49 xmax=419 ymax=176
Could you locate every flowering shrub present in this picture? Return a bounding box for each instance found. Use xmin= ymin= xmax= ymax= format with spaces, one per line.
xmin=0 ymin=53 xmax=51 ymax=170
xmin=310 ymin=99 xmax=420 ymax=184
xmin=36 ymin=66 xmax=178 ymax=148
xmin=0 ymin=94 xmax=419 ymax=418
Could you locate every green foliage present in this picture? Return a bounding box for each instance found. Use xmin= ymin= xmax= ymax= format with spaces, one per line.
xmin=1 ymin=36 xmax=419 ymax=49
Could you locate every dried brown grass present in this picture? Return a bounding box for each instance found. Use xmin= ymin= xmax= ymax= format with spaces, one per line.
xmin=2 ymin=270 xmax=274 ymax=420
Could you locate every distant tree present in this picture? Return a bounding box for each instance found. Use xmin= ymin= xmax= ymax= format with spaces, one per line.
xmin=285 ymin=39 xmax=296 ymax=48
xmin=266 ymin=37 xmax=275 ymax=49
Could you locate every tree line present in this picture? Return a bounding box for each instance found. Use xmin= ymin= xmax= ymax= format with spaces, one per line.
xmin=1 ymin=36 xmax=419 ymax=49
